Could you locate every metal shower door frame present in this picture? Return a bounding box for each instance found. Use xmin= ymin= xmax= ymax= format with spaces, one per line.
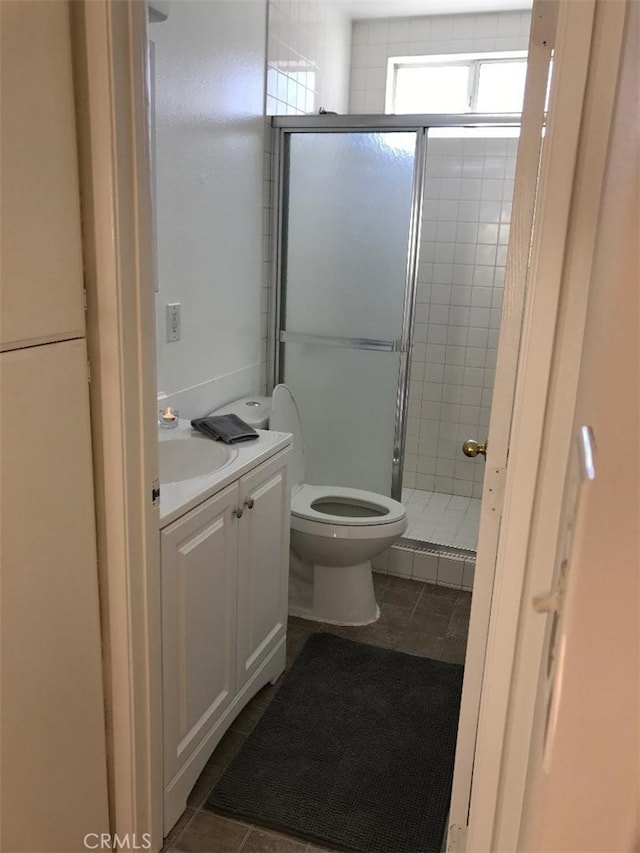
xmin=269 ymin=113 xmax=520 ymax=501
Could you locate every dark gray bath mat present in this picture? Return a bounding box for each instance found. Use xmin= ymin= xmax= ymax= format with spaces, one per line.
xmin=206 ymin=632 xmax=464 ymax=852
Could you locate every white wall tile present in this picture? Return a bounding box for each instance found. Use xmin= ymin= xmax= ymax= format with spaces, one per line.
xmin=388 ymin=546 xmax=414 ymax=578
xmin=438 ymin=556 xmax=464 ymax=587
xmin=462 ymin=559 xmax=475 ymax=589
xmin=403 ymin=136 xmax=516 ymax=498
xmin=411 ymin=551 xmax=438 ymax=582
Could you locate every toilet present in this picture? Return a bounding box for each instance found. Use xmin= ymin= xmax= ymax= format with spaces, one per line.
xmin=211 ymin=385 xmax=407 ymax=625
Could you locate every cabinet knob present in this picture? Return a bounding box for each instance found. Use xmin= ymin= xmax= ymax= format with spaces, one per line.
xmin=233 ymin=507 xmax=243 ymax=518
xmin=244 ymin=497 xmax=255 ymax=509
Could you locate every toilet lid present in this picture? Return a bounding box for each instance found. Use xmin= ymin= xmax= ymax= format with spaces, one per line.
xmin=291 ymin=484 xmax=406 ymax=527
xmin=270 ymin=384 xmax=306 ymax=488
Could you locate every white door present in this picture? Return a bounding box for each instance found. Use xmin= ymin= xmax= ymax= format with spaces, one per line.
xmin=236 ymin=450 xmax=290 ymax=690
xmin=161 ymin=483 xmax=238 ymax=786
xmin=0 ymin=340 xmax=110 ymax=852
xmin=0 ymin=0 xmax=86 ymax=350
xmin=510 ymin=4 xmax=638 ymax=848
xmin=447 ymin=1 xmax=597 ymax=847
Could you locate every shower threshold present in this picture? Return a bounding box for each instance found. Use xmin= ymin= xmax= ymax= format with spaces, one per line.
xmin=400 ymin=489 xmax=481 ymax=553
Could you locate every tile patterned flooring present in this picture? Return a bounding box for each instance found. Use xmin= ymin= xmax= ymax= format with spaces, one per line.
xmin=402 ymin=489 xmax=481 ymax=551
xmin=163 ymin=575 xmax=471 ymax=853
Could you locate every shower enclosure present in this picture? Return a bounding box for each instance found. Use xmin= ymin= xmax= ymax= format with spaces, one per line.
xmin=272 ymin=114 xmax=519 ymax=552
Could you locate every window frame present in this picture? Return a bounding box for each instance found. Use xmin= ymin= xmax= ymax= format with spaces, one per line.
xmin=385 ymin=51 xmax=528 ymax=115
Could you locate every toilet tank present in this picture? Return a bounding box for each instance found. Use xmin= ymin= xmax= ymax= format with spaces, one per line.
xmin=208 ymin=395 xmax=272 ymax=430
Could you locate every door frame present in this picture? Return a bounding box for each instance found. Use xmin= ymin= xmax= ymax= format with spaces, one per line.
xmin=448 ymin=1 xmax=595 ymax=846
xmin=72 ymin=1 xmax=163 ymax=847
xmin=467 ymin=2 xmax=629 ymax=849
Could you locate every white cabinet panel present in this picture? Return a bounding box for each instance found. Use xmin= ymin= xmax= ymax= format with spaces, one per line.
xmin=161 ymin=446 xmax=290 ymax=834
xmin=0 ymin=339 xmax=109 ymax=851
xmin=0 ymin=0 xmax=85 ymax=349
xmin=237 ymin=451 xmax=291 ymax=689
xmin=161 ymin=484 xmax=238 ymax=785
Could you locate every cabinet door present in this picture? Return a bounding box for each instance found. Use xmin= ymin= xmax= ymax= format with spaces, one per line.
xmin=0 ymin=1 xmax=85 ymax=350
xmin=237 ymin=450 xmax=291 ymax=690
xmin=161 ymin=484 xmax=238 ymax=785
xmin=0 ymin=340 xmax=109 ymax=849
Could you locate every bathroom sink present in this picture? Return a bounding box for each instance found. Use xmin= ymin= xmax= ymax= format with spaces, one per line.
xmin=159 ymin=435 xmax=237 ymax=484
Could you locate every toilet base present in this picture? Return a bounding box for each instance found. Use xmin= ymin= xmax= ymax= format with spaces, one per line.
xmin=289 ymin=552 xmax=380 ymax=626
xmin=289 ymin=601 xmax=381 ymax=627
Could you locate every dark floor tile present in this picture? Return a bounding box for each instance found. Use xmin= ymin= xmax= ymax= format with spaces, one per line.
xmin=250 ymin=680 xmax=282 ymax=709
xmin=452 ymin=596 xmax=472 ymax=622
xmin=210 ymin=729 xmax=246 ymax=769
xmin=171 ymin=811 xmax=250 ymax=852
xmin=187 ymin=757 xmax=226 ymax=810
xmin=356 ymin=622 xmax=404 ymax=649
xmin=372 ymin=571 xmax=390 ymax=591
xmin=409 ymin=609 xmax=451 ymax=637
xmin=230 ymin=696 xmax=269 ymax=736
xmin=287 ymin=615 xmax=318 ymax=632
xmin=413 ymin=591 xmax=457 ymax=620
xmin=240 ymin=828 xmax=309 ymax=853
xmin=446 ymin=616 xmax=469 ymax=641
xmin=315 ymin=623 xmax=364 ymax=642
xmin=457 ymin=589 xmax=472 ymax=605
xmin=285 ymin=644 xmax=302 ymax=670
xmin=162 ymin=808 xmax=196 ymax=852
xmin=380 ymin=582 xmax=422 ymax=609
xmin=377 ymin=602 xmax=413 ymax=629
xmin=385 ymin=575 xmax=423 ymax=592
xmin=396 ymin=630 xmax=444 ymax=659
xmin=439 ymin=637 xmax=468 ymax=665
xmin=286 ymin=629 xmax=308 ymax=648
xmin=287 ymin=622 xmax=315 ymax=640
xmin=423 ymin=582 xmax=460 ymax=600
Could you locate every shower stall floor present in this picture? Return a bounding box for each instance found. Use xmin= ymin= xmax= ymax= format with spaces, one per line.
xmin=401 ymin=489 xmax=481 ymax=552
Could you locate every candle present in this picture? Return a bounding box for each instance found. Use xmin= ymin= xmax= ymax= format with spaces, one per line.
xmin=159 ymin=406 xmax=180 ymax=428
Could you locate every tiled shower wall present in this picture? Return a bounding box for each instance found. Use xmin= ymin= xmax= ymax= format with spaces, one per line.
xmin=405 ymin=135 xmax=518 ymax=498
xmin=266 ymin=0 xmax=350 ymax=116
xmin=349 ymin=10 xmax=532 ymax=114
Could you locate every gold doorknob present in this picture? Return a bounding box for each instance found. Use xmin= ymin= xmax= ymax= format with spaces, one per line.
xmin=463 ymin=439 xmax=487 ymax=458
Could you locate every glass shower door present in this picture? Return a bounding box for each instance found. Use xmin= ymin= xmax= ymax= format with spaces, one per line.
xmin=279 ymin=130 xmax=421 ymax=497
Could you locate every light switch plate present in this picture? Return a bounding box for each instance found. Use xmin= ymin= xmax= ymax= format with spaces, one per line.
xmin=166 ymin=303 xmax=180 ymax=342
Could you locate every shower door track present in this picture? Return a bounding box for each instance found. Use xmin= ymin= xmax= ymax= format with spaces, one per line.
xmin=270 ymin=113 xmax=522 ymax=501
xmin=271 ymin=113 xmax=521 ymax=131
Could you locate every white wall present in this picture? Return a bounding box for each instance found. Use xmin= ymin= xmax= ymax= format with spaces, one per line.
xmin=349 ymin=10 xmax=531 ymax=113
xmin=152 ymin=0 xmax=267 ymax=418
xmin=266 ymin=0 xmax=351 ymax=115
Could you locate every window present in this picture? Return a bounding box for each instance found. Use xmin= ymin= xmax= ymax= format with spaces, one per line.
xmin=386 ymin=52 xmax=527 ymax=115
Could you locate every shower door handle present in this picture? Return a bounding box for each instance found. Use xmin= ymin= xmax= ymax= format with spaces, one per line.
xmin=462 ymin=439 xmax=487 ymax=459
xmin=279 ymin=330 xmax=404 ymax=353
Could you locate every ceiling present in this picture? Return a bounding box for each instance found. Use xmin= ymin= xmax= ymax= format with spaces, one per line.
xmin=334 ymin=0 xmax=533 ymax=20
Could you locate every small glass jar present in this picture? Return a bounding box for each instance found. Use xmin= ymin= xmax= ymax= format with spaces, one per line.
xmin=159 ymin=406 xmax=180 ymax=428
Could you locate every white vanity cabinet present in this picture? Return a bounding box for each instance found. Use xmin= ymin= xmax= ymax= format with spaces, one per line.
xmin=237 ymin=452 xmax=290 ymax=690
xmin=161 ymin=445 xmax=290 ymax=833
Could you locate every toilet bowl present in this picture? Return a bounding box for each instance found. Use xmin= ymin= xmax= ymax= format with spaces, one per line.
xmin=210 ymin=385 xmax=407 ymax=625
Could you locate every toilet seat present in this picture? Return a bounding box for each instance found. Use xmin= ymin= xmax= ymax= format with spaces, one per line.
xmin=291 ymin=484 xmax=405 ymax=527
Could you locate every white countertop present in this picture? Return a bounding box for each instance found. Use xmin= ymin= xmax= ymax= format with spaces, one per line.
xmin=159 ymin=422 xmax=292 ymax=528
